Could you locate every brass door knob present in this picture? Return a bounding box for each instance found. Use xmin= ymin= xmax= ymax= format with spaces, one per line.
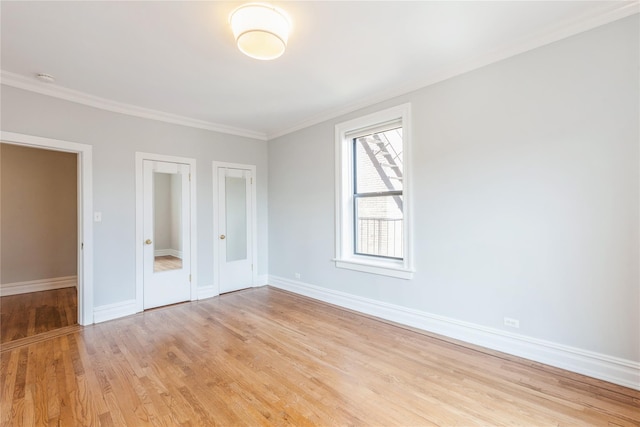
xmin=145 ymin=239 xmax=153 ymax=245
xmin=220 ymin=235 xmax=226 ymax=240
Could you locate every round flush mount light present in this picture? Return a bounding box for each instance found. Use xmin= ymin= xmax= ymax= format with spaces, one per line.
xmin=35 ymin=73 xmax=55 ymax=83
xmin=229 ymin=3 xmax=291 ymax=60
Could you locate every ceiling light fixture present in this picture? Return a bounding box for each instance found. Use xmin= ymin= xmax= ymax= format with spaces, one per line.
xmin=229 ymin=3 xmax=291 ymax=60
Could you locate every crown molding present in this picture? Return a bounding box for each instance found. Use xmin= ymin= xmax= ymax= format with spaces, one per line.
xmin=0 ymin=70 xmax=268 ymax=141
xmin=266 ymin=2 xmax=640 ymax=140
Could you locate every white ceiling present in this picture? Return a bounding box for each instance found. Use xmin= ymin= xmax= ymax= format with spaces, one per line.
xmin=1 ymin=1 xmax=638 ymax=140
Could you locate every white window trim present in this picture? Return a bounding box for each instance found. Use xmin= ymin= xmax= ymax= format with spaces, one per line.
xmin=334 ymin=103 xmax=414 ymax=280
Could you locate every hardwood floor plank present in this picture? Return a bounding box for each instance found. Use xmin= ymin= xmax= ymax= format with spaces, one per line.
xmin=52 ymin=337 xmax=73 ymax=426
xmin=2 ymin=286 xmax=638 ymax=426
xmin=0 ymin=350 xmax=20 ymax=426
xmin=43 ymin=341 xmax=61 ymax=424
xmin=98 ymin=411 xmax=114 ymax=427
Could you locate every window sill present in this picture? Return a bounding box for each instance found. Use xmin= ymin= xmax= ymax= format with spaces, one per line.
xmin=334 ymin=258 xmax=414 ymax=280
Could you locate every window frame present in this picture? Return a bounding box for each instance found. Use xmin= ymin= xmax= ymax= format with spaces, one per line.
xmin=334 ymin=104 xmax=414 ymax=279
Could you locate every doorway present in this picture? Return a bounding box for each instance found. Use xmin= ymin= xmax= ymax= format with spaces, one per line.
xmin=0 ymin=143 xmax=77 ymax=342
xmin=213 ymin=162 xmax=257 ymax=294
xmin=0 ymin=131 xmax=93 ymax=329
xmin=135 ymin=153 xmax=197 ymax=312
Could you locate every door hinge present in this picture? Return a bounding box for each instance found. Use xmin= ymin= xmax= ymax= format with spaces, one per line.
xmin=189 ymin=173 xmax=191 ymax=181
xmin=81 ymin=243 xmax=84 ymax=250
xmin=251 ymin=264 xmax=254 ymax=271
xmin=189 ymin=274 xmax=192 ymax=282
xmin=250 ymin=177 xmax=253 ymax=184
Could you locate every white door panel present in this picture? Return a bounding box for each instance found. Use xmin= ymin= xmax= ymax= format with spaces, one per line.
xmin=218 ymin=167 xmax=254 ymax=293
xmin=143 ymin=160 xmax=191 ymax=309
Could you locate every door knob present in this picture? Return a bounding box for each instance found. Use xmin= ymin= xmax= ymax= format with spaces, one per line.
xmin=145 ymin=239 xmax=153 ymax=245
xmin=220 ymin=235 xmax=226 ymax=240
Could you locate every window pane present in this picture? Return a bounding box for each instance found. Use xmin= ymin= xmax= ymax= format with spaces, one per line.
xmin=355 ymin=195 xmax=403 ymax=258
xmin=355 ymin=127 xmax=403 ymax=194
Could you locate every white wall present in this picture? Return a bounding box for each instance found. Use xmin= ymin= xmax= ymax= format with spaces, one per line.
xmin=268 ymin=15 xmax=639 ymax=364
xmin=0 ymin=86 xmax=269 ymax=307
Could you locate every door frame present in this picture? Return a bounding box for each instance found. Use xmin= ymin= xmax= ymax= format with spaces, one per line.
xmin=135 ymin=152 xmax=197 ymax=312
xmin=0 ymin=131 xmax=94 ymax=325
xmin=212 ymin=161 xmax=257 ymax=295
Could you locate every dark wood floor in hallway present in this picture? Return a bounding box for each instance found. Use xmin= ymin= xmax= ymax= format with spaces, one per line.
xmin=1 ymin=286 xmax=638 ymax=426
xmin=0 ymin=287 xmax=77 ymax=345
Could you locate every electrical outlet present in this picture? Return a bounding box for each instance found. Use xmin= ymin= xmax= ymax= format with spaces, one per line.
xmin=294 ymin=273 xmax=301 ymax=279
xmin=504 ymin=317 xmax=520 ymax=328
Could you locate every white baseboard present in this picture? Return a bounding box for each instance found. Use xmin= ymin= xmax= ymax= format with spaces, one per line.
xmin=198 ymin=279 xmax=265 ymax=300
xmin=154 ymin=249 xmax=182 ymax=258
xmin=93 ymin=299 xmax=137 ymax=324
xmin=268 ymin=275 xmax=640 ymax=391
xmin=0 ymin=276 xmax=77 ymax=296
xmin=197 ymin=285 xmax=217 ymax=300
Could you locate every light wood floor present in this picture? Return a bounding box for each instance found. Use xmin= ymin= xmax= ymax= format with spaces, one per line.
xmin=1 ymin=287 xmax=638 ymax=426
xmin=0 ymin=287 xmax=77 ymax=345
xmin=154 ymin=255 xmax=182 ymax=272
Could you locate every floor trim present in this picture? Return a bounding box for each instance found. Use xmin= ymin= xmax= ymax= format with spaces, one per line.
xmin=93 ymin=299 xmax=137 ymax=324
xmin=0 ymin=276 xmax=77 ymax=297
xmin=268 ymin=275 xmax=640 ymax=390
xmin=0 ymin=325 xmax=82 ymax=353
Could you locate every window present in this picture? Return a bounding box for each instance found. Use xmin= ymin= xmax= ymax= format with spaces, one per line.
xmin=335 ymin=104 xmax=413 ymax=279
xmin=354 ymin=125 xmax=403 ymax=259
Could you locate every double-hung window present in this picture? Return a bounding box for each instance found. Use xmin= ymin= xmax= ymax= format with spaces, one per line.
xmin=335 ymin=104 xmax=413 ymax=279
